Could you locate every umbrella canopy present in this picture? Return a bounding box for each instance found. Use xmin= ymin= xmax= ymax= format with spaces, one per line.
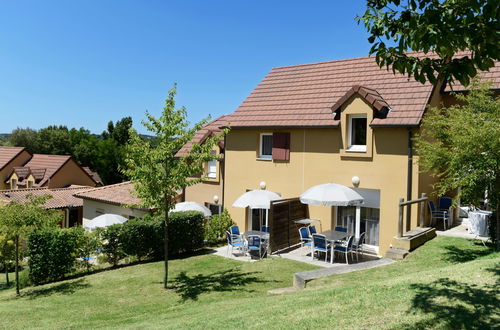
xmin=232 ymin=190 xmax=282 ymax=210
xmin=85 ymin=214 xmax=128 ymax=230
xmin=300 ymin=183 xmax=364 ymax=206
xmin=171 ymin=201 xmax=212 ymax=217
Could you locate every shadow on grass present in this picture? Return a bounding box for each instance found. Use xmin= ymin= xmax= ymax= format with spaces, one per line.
xmin=15 ymin=278 xmax=90 ymax=300
xmin=170 ymin=268 xmax=274 ymax=302
xmin=400 ymin=266 xmax=499 ymax=329
xmin=442 ymin=244 xmax=495 ymax=263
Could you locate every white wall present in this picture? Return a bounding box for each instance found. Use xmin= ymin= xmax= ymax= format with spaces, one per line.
xmin=82 ymin=199 xmax=149 ymax=227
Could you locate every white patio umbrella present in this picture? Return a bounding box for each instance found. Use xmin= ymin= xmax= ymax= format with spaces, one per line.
xmin=232 ymin=190 xmax=282 ymax=228
xmin=300 ymin=183 xmax=364 ymax=206
xmin=300 ymin=183 xmax=364 ymax=239
xmin=85 ymin=214 xmax=128 ymax=230
xmin=171 ymin=201 xmax=212 ymax=217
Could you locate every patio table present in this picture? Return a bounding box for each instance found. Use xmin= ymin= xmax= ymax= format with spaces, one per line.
xmin=243 ymin=231 xmax=270 ymax=257
xmin=319 ymin=230 xmax=348 ymax=264
xmin=293 ymin=218 xmax=323 ymax=232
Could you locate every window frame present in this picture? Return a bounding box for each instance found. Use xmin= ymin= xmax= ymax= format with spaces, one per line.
xmin=207 ymin=151 xmax=217 ymax=179
xmin=347 ymin=115 xmax=368 ymax=152
xmin=258 ymin=133 xmax=273 ymax=160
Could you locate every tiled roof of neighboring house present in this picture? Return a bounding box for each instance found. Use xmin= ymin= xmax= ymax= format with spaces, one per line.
xmin=0 ymin=186 xmax=92 ymax=209
xmin=0 ymin=146 xmax=27 ymax=171
xmin=19 ymin=154 xmax=72 ymax=186
xmin=74 ymin=181 xmax=150 ymax=210
xmin=175 ymin=115 xmax=229 ymax=157
xmin=83 ymin=167 xmax=103 ymax=186
xmin=225 ymin=53 xmax=500 ymax=128
xmin=444 ymin=63 xmax=500 ymax=92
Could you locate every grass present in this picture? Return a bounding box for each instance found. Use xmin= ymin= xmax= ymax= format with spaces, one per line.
xmin=0 ymin=237 xmax=498 ymax=329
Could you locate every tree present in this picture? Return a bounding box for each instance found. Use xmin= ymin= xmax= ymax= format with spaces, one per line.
xmin=357 ymin=0 xmax=499 ymax=86
xmin=414 ymin=82 xmax=500 ymax=248
xmin=0 ymin=195 xmax=61 ymax=294
xmin=38 ymin=125 xmax=72 ymax=155
xmin=102 ymin=116 xmax=133 ymax=145
xmin=0 ymin=234 xmax=15 ymax=285
xmin=123 ymin=85 xmax=227 ymax=288
xmin=8 ymin=128 xmax=40 ymax=153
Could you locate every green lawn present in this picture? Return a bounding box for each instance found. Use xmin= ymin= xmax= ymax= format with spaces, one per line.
xmin=0 ymin=237 xmax=498 ymax=329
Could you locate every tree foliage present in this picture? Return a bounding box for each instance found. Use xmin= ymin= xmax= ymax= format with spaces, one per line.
xmin=357 ymin=0 xmax=500 ymax=86
xmin=123 ymin=85 xmax=228 ymax=288
xmin=415 ymin=82 xmax=500 ymax=245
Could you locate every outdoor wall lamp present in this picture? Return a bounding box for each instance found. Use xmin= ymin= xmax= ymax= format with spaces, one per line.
xmin=260 ymin=181 xmax=266 ymax=190
xmin=213 ymin=195 xmax=219 ymax=204
xmin=352 ymin=176 xmax=360 ymax=186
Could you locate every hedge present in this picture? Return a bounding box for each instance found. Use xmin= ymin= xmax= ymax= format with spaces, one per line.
xmin=28 ymin=227 xmax=83 ymax=285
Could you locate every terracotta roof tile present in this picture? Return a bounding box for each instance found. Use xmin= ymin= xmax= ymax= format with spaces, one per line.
xmin=0 ymin=146 xmax=27 ymax=171
xmin=74 ymin=181 xmax=150 ymax=210
xmin=16 ymin=154 xmax=72 ymax=187
xmin=0 ymin=186 xmax=92 ymax=209
xmin=225 ymin=53 xmax=500 ymax=128
xmin=175 ymin=115 xmax=229 ymax=157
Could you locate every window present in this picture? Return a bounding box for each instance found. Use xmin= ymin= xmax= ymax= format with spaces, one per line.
xmin=11 ymin=179 xmax=17 ymax=190
xmin=207 ymin=151 xmax=217 ymax=179
xmin=337 ymin=206 xmax=380 ymax=246
xmin=95 ymin=208 xmax=105 ymax=216
xmin=259 ymin=133 xmax=273 ymax=159
xmin=205 ymin=203 xmax=222 ymax=215
xmin=348 ymin=115 xmax=367 ymax=152
xmin=28 ymin=181 xmax=33 ymax=188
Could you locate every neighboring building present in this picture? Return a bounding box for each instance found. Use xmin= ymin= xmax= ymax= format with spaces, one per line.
xmin=82 ymin=167 xmax=104 ymax=186
xmin=74 ymin=181 xmax=153 ymax=227
xmin=179 ymin=54 xmax=500 ymax=256
xmin=176 ymin=115 xmax=228 ymax=215
xmin=0 ymin=186 xmax=93 ymax=227
xmin=4 ymin=153 xmax=99 ymax=189
xmin=0 ymin=146 xmax=32 ymax=190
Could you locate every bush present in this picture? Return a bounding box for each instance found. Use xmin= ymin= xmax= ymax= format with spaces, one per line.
xmin=168 ymin=211 xmax=205 ymax=255
xmin=28 ymin=227 xmax=83 ymax=285
xmin=205 ymin=209 xmax=234 ymax=244
xmin=78 ymin=230 xmax=101 ymax=273
xmin=120 ymin=219 xmax=159 ymax=260
xmin=99 ymin=224 xmax=124 ymax=267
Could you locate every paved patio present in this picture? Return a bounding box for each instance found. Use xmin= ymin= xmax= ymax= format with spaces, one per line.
xmin=436 ymin=218 xmax=489 ymax=241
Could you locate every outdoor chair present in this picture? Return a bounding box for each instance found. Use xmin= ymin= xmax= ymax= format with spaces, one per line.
xmin=428 ymin=201 xmax=450 ymax=230
xmin=230 ymin=225 xmax=242 ymax=240
xmin=312 ymin=234 xmax=330 ymax=262
xmin=308 ymin=225 xmax=317 ymax=236
xmin=333 ymin=235 xmax=355 ymax=264
xmin=246 ymin=235 xmax=265 ymax=259
xmin=260 ymin=226 xmax=269 ymax=233
xmin=351 ymin=232 xmax=365 ymax=262
xmin=226 ymin=231 xmax=245 ymax=257
xmin=299 ymin=227 xmax=312 ymax=248
xmin=334 ymin=226 xmax=347 ymax=233
xmin=438 ymin=197 xmax=453 ymax=227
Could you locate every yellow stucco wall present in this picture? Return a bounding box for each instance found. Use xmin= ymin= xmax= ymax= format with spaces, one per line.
xmin=184 ymin=146 xmax=224 ymax=208
xmin=0 ymin=150 xmax=31 ymax=190
xmin=46 ymin=159 xmax=97 ymax=188
xmin=224 ymin=96 xmax=428 ymax=255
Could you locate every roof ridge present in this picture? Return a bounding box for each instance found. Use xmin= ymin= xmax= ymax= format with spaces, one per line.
xmin=75 ymin=181 xmax=133 ymax=195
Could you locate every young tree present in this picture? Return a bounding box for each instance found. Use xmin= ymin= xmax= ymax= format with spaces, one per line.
xmin=0 ymin=195 xmax=61 ymax=294
xmin=415 ymin=83 xmax=500 ymax=248
xmin=0 ymin=234 xmax=15 ymax=285
xmin=357 ymin=0 xmax=499 ymax=86
xmin=123 ymin=85 xmax=227 ymax=288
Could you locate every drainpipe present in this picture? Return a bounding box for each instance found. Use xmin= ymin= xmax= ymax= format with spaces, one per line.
xmin=406 ymin=128 xmax=413 ymax=231
xmin=221 ymin=134 xmax=227 ymax=210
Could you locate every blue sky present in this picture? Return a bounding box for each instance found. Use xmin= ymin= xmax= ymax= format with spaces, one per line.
xmin=0 ymin=1 xmax=371 ymax=134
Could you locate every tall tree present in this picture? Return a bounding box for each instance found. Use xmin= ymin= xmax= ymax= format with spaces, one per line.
xmin=8 ymin=128 xmax=40 ymax=153
xmin=123 ymin=85 xmax=227 ymax=288
xmin=38 ymin=125 xmax=71 ymax=155
xmin=0 ymin=195 xmax=61 ymax=295
xmin=357 ymin=0 xmax=499 ymax=86
xmin=415 ymin=83 xmax=500 ymax=248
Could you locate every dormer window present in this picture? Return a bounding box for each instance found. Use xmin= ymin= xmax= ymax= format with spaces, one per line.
xmin=11 ymin=179 xmax=17 ymax=190
xmin=348 ymin=115 xmax=367 ymax=152
xmin=207 ymin=151 xmax=217 ymax=179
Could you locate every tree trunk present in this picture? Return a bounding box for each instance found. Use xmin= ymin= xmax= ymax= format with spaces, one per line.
xmin=163 ymin=209 xmax=169 ymax=289
xmin=4 ymin=263 xmax=9 ymax=285
xmin=15 ymin=235 xmax=19 ymax=296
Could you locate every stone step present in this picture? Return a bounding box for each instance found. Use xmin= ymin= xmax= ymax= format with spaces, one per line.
xmin=385 ymin=248 xmax=409 ymax=260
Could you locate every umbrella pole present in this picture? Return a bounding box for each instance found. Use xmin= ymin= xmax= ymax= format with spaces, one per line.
xmin=355 ymin=206 xmax=361 ymax=239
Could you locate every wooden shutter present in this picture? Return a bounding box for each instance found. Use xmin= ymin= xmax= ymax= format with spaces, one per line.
xmin=272 ymin=132 xmax=290 ymax=161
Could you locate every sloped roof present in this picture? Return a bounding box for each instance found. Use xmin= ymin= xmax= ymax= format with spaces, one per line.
xmin=83 ymin=167 xmax=103 ymax=186
xmin=331 ymin=85 xmax=390 ymax=114
xmin=225 ymin=54 xmax=500 ymax=128
xmin=21 ymin=154 xmax=72 ymax=186
xmin=74 ymin=181 xmax=149 ymax=210
xmin=0 ymin=146 xmax=27 ymax=171
xmin=0 ymin=186 xmax=92 ymax=209
xmin=175 ymin=115 xmax=228 ymax=157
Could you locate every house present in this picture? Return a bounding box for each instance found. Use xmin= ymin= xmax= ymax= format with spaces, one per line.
xmin=176 ymin=115 xmax=228 ymax=215
xmin=3 ymin=153 xmax=100 ymax=189
xmin=180 ymin=54 xmax=500 ymax=256
xmin=0 ymin=186 xmax=93 ymax=227
xmin=0 ymin=146 xmax=32 ymax=190
xmin=73 ymin=181 xmax=153 ymax=227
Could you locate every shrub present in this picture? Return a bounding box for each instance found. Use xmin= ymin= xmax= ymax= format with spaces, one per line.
xmin=28 ymin=227 xmax=83 ymax=285
xmin=120 ymin=219 xmax=158 ymax=260
xmin=205 ymin=209 xmax=234 ymax=244
xmin=168 ymin=211 xmax=205 ymax=255
xmin=78 ymin=230 xmax=101 ymax=273
xmin=99 ymin=224 xmax=124 ymax=267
